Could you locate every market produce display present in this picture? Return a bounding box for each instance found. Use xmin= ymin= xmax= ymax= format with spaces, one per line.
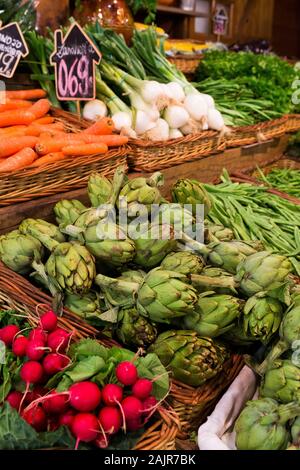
xmin=0 ymin=308 xmax=169 ymax=449
xmin=0 ymin=92 xmax=128 ymax=172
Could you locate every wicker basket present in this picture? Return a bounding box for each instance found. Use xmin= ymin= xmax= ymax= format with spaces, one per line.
xmin=168 ymin=55 xmax=201 ymax=76
xmin=226 ymin=116 xmax=288 ymax=149
xmin=286 ymin=114 xmax=300 ymax=133
xmin=128 ymin=131 xmax=226 ymax=172
xmin=0 ymin=108 xmax=128 ymax=207
xmin=0 ymin=261 xmax=180 ymax=450
xmin=169 ymin=354 xmax=244 ymax=438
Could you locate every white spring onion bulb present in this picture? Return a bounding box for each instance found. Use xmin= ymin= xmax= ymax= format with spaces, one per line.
xmin=112 ymin=112 xmax=132 ymax=131
xmin=180 ymin=119 xmax=203 ymax=135
xmin=164 ymin=105 xmax=189 ymax=129
xmin=165 ymin=82 xmax=185 ymax=102
xmin=141 ymin=81 xmax=165 ymax=104
xmin=201 ymin=93 xmax=215 ymax=109
xmin=169 ymin=128 xmax=183 ymax=139
xmin=207 ymin=108 xmax=225 ymax=131
xmin=144 ymin=118 xmax=169 ymax=142
xmin=83 ymin=100 xmax=107 ymax=121
xmin=134 ymin=110 xmax=157 ymax=135
xmin=184 ymin=94 xmax=208 ymax=121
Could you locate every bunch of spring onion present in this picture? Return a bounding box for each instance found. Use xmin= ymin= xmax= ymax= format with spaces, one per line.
xmin=83 ymin=25 xmax=226 ymax=140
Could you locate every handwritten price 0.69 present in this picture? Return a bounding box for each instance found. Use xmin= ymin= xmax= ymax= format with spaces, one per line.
xmin=58 ymin=56 xmax=90 ymax=98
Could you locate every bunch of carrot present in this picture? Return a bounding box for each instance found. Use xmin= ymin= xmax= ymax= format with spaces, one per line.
xmin=0 ymin=90 xmax=128 ymax=173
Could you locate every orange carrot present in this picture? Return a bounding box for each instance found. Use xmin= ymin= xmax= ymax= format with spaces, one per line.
xmin=32 ymin=116 xmax=54 ymax=125
xmin=29 ymin=99 xmax=51 ymax=119
xmin=0 ymin=125 xmax=27 ymax=135
xmin=35 ymin=139 xmax=85 ymax=155
xmin=0 ymin=110 xmax=35 ymax=127
xmin=0 ymin=148 xmax=37 ymax=173
xmin=62 ymin=143 xmax=108 ymax=156
xmin=5 ymin=89 xmax=47 ymax=100
xmin=25 ymin=122 xmax=65 ymax=137
xmin=30 ymin=152 xmax=66 ymax=167
xmin=82 ymin=118 xmax=115 ymax=136
xmin=0 ymin=100 xmax=32 ymax=112
xmin=80 ymin=134 xmax=128 ymax=146
xmin=0 ymin=136 xmax=39 ymax=158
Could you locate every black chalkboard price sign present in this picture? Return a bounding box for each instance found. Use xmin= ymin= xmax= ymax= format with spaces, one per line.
xmin=0 ymin=22 xmax=29 ymax=79
xmin=51 ymin=22 xmax=101 ymax=101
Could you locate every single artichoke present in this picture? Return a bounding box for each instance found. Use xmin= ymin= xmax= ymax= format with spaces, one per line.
xmin=54 ymin=199 xmax=87 ymax=228
xmin=45 ymin=242 xmax=96 ymax=295
xmin=64 ymin=291 xmax=105 ymax=323
xmin=172 ymin=178 xmax=212 ymax=217
xmin=148 ymin=330 xmax=228 ymax=387
xmin=204 ymin=224 xmax=234 ymax=243
xmin=19 ymin=218 xmax=65 ymax=244
xmin=23 ymin=223 xmax=96 ymax=296
xmin=133 ymin=224 xmax=177 ymax=269
xmin=235 ymin=398 xmax=300 ymax=450
xmin=181 ymin=236 xmax=262 ymax=274
xmin=0 ymin=230 xmax=44 ymax=274
xmin=183 ymin=292 xmax=243 ymax=337
xmin=88 ymin=173 xmax=113 ymax=207
xmin=222 ymin=322 xmax=259 ymax=347
xmin=118 ymin=172 xmax=163 ymax=214
xmin=235 ymin=251 xmax=292 ymax=302
xmin=116 ymin=307 xmax=157 ymax=348
xmin=243 ymin=295 xmax=283 ymax=344
xmin=78 ymin=219 xmax=136 ymax=267
xmin=160 ymin=251 xmax=204 ymax=275
xmin=260 ymin=359 xmax=300 ymax=403
xmin=256 ymin=294 xmax=300 ymax=375
xmin=137 ymin=268 xmax=198 ymax=323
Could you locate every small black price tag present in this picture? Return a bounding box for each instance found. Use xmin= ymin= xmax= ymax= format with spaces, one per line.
xmin=0 ymin=22 xmax=29 ymax=79
xmin=51 ymin=22 xmax=101 ymax=101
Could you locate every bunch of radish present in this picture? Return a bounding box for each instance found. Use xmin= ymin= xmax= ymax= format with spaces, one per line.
xmin=1 ymin=311 xmax=159 ymax=449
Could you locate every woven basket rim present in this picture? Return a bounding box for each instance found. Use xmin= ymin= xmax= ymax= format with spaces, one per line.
xmin=129 ymin=129 xmax=219 ymax=148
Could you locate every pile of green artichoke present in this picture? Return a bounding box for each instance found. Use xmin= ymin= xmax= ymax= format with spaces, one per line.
xmin=1 ymin=165 xmax=298 ymax=396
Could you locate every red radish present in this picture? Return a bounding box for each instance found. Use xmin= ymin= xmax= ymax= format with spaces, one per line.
xmin=40 ymin=310 xmax=57 ymax=332
xmin=98 ymin=407 xmax=122 ymax=435
xmin=22 ymin=406 xmax=47 ymax=432
xmin=20 ymin=361 xmax=43 ymax=384
xmin=48 ymin=417 xmax=60 ymax=432
xmin=12 ymin=336 xmax=28 ymax=357
xmin=42 ymin=393 xmax=68 ymax=415
xmin=0 ymin=325 xmax=20 ymax=346
xmin=6 ymin=391 xmax=23 ymax=410
xmin=24 ymin=386 xmax=46 ymax=405
xmin=94 ymin=433 xmax=109 ymax=449
xmin=142 ymin=396 xmax=158 ymax=416
xmin=60 ymin=355 xmax=71 ymax=368
xmin=121 ymin=396 xmax=142 ymax=421
xmin=26 ymin=340 xmax=47 ymax=361
xmin=43 ymin=353 xmax=64 ymax=375
xmin=132 ymin=378 xmax=153 ymax=400
xmin=71 ymin=413 xmax=99 ymax=443
xmin=102 ymin=384 xmax=123 ymax=406
xmin=69 ymin=381 xmax=101 ymax=412
xmin=59 ymin=410 xmax=75 ymax=428
xmin=116 ymin=361 xmax=138 ymax=386
xmin=126 ymin=418 xmax=142 ymax=432
xmin=28 ymin=327 xmax=47 ymax=343
xmin=47 ymin=328 xmax=70 ymax=352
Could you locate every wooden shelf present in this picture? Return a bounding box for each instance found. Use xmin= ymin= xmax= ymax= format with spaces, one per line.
xmin=157 ymin=5 xmax=209 ymax=18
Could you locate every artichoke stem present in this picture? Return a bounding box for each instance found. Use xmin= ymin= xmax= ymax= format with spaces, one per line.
xmin=62 ymin=225 xmax=84 ymax=238
xmin=278 ymin=402 xmax=300 ymax=424
xmin=109 ymin=165 xmax=127 ymax=207
xmin=179 ymin=233 xmax=210 ymax=257
xmin=27 ymin=227 xmax=59 ymax=252
xmin=31 ymin=261 xmax=60 ymax=297
xmin=95 ymin=273 xmax=140 ymax=296
xmin=190 ymin=274 xmax=237 ymax=290
xmin=148 ymin=171 xmax=164 ymax=188
xmin=255 ymin=339 xmax=288 ymax=376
